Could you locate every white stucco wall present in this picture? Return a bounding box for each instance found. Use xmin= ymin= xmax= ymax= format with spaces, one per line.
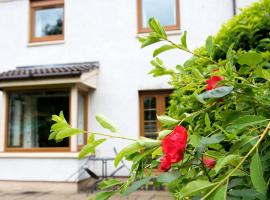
xmin=0 ymin=0 xmax=256 ymax=181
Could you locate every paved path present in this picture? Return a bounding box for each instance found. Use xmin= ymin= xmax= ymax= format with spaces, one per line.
xmin=0 ymin=190 xmax=172 ymax=200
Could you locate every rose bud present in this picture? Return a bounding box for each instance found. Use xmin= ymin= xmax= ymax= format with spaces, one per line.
xmin=203 ymin=156 xmax=216 ymax=169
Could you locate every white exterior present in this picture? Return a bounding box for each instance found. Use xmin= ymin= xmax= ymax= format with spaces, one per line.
xmin=0 ymin=0 xmax=257 ymax=182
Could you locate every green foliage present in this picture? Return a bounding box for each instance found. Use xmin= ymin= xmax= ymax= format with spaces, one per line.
xmin=51 ymin=2 xmax=270 ymax=199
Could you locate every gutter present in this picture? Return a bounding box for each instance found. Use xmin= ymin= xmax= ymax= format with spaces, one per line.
xmin=232 ymin=0 xmax=237 ymax=15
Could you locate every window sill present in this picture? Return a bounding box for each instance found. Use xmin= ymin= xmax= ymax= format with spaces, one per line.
xmin=136 ymin=30 xmax=182 ymax=38
xmin=0 ymin=152 xmax=80 ymax=158
xmin=27 ymin=40 xmax=65 ymax=47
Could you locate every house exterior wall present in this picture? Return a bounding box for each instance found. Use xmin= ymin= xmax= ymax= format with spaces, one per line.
xmin=0 ymin=0 xmax=256 ymax=182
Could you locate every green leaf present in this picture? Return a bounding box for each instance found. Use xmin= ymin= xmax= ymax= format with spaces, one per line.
xmin=99 ymin=179 xmax=122 ymax=190
xmin=148 ymin=17 xmax=167 ymax=39
xmin=250 ymin=150 xmax=267 ymax=195
xmin=93 ymin=191 xmax=115 ymax=200
xmin=197 ymin=86 xmax=234 ymax=103
xmin=114 ymin=143 xmax=142 ymax=167
xmin=55 ymin=128 xmax=84 ymax=140
xmin=238 ymin=52 xmax=263 ymax=66
xmin=152 ymin=146 xmax=163 ymax=158
xmin=88 ymin=133 xmax=95 ymax=144
xmin=230 ymin=115 xmax=267 ymax=130
xmin=79 ymin=138 xmax=106 ymax=159
xmin=214 ymin=154 xmax=240 ymax=173
xmin=96 ymin=114 xmax=118 ymax=133
xmin=206 ymin=35 xmax=214 ymax=56
xmin=157 ymin=115 xmax=179 ymax=126
xmin=181 ymin=31 xmax=187 ymax=49
xmin=201 ymin=134 xmax=225 ymax=145
xmin=205 ymin=113 xmax=211 ymax=129
xmin=122 ymin=177 xmax=152 ymax=196
xmin=140 ymin=35 xmax=161 ymax=48
xmin=189 ymin=135 xmax=201 ymax=147
xmin=79 ymin=144 xmax=95 ymax=159
xmin=137 ymin=137 xmax=161 ymax=148
xmin=157 ymin=130 xmax=172 ymax=140
xmin=210 ymin=183 xmax=227 ymax=200
xmin=156 ymin=172 xmax=179 ymax=183
xmin=153 ymin=44 xmax=175 ymax=57
xmin=179 ymin=180 xmax=216 ymax=198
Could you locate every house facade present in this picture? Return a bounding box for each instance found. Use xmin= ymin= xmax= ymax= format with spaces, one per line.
xmin=0 ymin=0 xmax=257 ymax=186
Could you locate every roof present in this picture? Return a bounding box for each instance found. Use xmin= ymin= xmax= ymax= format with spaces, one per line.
xmin=0 ymin=62 xmax=99 ymax=81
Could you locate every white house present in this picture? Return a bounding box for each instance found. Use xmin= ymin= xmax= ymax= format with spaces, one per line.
xmin=0 ymin=0 xmax=257 ymax=190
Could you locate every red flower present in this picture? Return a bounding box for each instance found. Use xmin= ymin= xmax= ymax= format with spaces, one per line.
xmin=203 ymin=156 xmax=216 ymax=169
xmin=206 ymin=76 xmax=224 ymax=91
xmin=159 ymin=126 xmax=188 ymax=172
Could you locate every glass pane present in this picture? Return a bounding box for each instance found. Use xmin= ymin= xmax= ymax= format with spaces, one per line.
xmin=77 ymin=93 xmax=85 ymax=146
xmin=8 ymin=90 xmax=69 ymax=148
xmin=144 ymin=122 xmax=157 ymax=133
xmin=144 ymin=96 xmax=156 ymax=109
xmin=35 ymin=7 xmax=64 ymax=37
xmin=141 ymin=0 xmax=176 ymax=28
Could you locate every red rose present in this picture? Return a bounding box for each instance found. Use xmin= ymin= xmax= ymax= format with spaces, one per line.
xmin=159 ymin=126 xmax=188 ymax=172
xmin=202 ymin=156 xmax=216 ymax=169
xmin=206 ymin=76 xmax=224 ymax=91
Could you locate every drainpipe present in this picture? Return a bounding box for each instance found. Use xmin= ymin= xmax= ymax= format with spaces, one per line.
xmin=232 ymin=0 xmax=237 ymax=15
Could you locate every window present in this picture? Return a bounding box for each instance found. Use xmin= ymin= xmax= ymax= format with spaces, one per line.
xmin=30 ymin=0 xmax=64 ymax=43
xmin=7 ymin=90 xmax=69 ymax=151
xmin=77 ymin=91 xmax=88 ymax=148
xmin=139 ymin=90 xmax=172 ymax=139
xmin=137 ymin=0 xmax=180 ymax=33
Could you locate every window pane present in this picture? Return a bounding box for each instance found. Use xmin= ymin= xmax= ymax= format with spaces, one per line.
xmin=77 ymin=93 xmax=86 ymax=146
xmin=165 ymin=96 xmax=170 ymax=110
xmin=35 ymin=7 xmax=64 ymax=37
xmin=8 ymin=90 xmax=69 ymax=148
xmin=143 ymin=97 xmax=157 ymax=138
xmin=141 ymin=0 xmax=176 ymax=28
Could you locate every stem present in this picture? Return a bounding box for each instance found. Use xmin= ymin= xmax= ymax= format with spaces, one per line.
xmin=201 ymin=121 xmax=270 ymax=200
xmin=165 ymin=39 xmax=221 ymax=67
xmin=86 ymin=131 xmax=137 ymax=142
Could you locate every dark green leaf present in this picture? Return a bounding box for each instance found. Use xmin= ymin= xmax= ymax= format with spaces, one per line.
xmin=156 ymin=172 xmax=179 ymax=183
xmin=214 ymin=154 xmax=240 ymax=173
xmin=122 ymin=177 xmax=152 ymax=196
xmin=230 ymin=115 xmax=267 ymax=130
xmin=201 ymin=134 xmax=225 ymax=145
xmin=179 ymin=180 xmax=216 ymax=198
xmin=250 ymin=150 xmax=267 ymax=195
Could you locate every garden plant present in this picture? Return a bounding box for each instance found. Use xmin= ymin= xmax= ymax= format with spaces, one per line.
xmin=50 ymin=1 xmax=270 ymax=199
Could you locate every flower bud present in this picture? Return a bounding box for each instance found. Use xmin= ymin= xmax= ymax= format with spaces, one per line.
xmin=203 ymin=156 xmax=216 ymax=169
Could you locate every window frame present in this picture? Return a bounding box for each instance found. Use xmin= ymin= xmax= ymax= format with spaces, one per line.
xmin=77 ymin=90 xmax=88 ymax=150
xmin=29 ymin=0 xmax=65 ymax=43
xmin=137 ymin=0 xmax=180 ymax=33
xmin=139 ymin=90 xmax=172 ymax=137
xmin=4 ymin=87 xmax=71 ymax=152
